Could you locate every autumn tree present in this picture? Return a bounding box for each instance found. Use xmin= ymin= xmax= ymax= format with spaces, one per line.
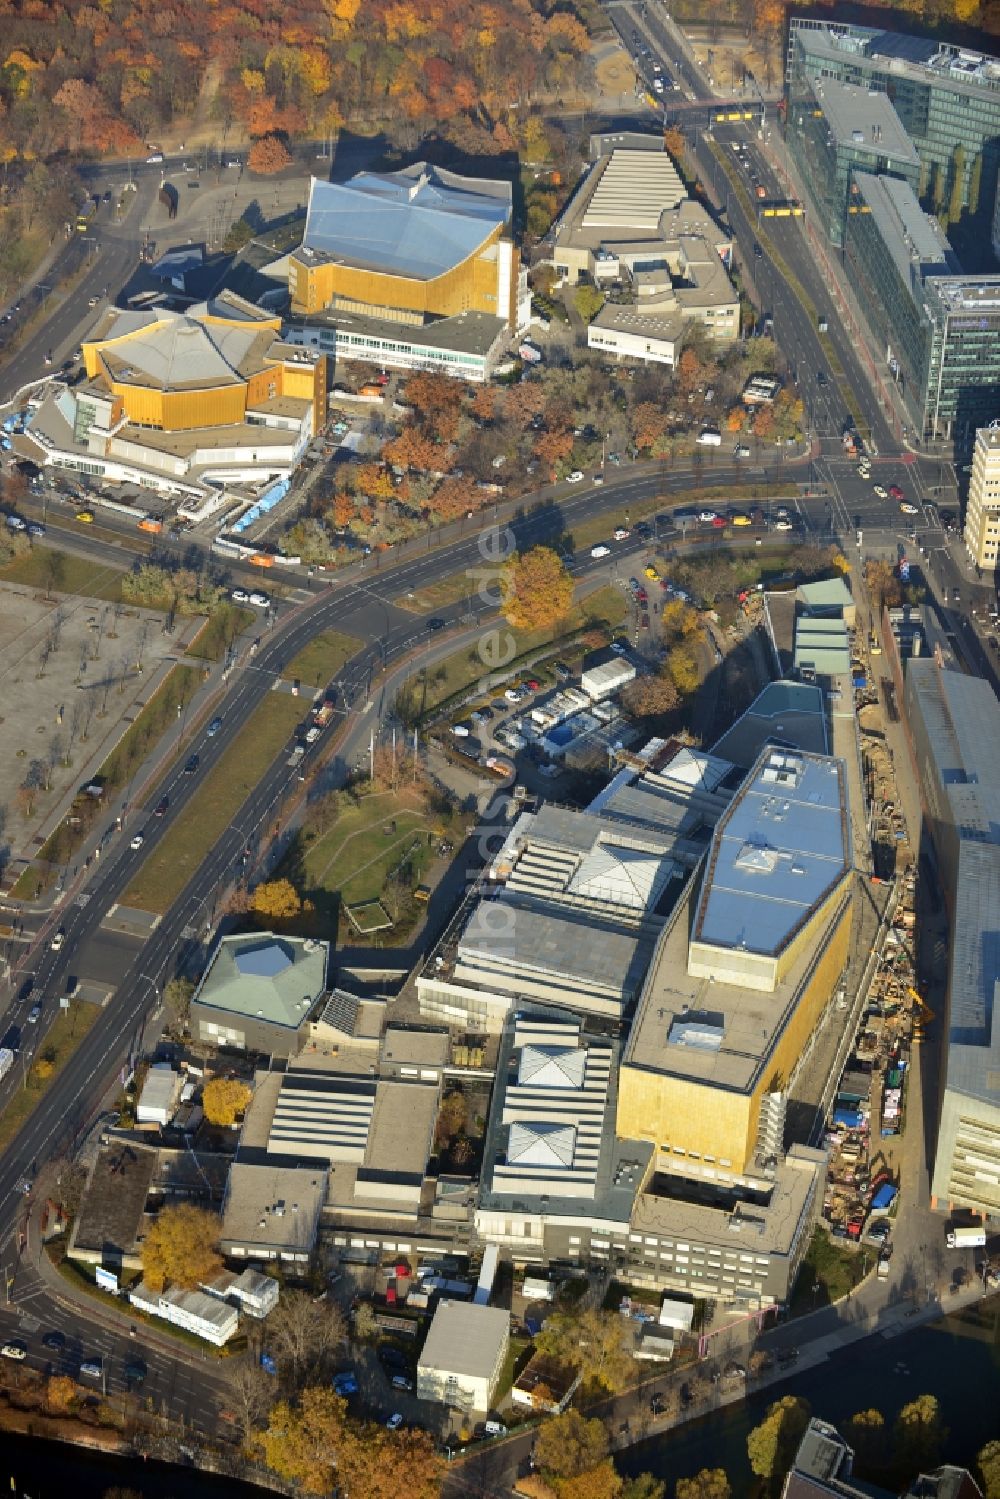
xmin=977 ymin=1440 xmax=1000 ymax=1499
xmin=894 ymin=1395 xmax=945 ymax=1474
xmin=620 ymin=1475 xmax=664 ymax=1499
xmin=667 ymin=642 xmax=701 ymax=696
xmin=46 ymin=1375 xmax=77 ymax=1413
xmin=664 ymin=126 xmax=686 ymax=158
xmin=632 ymin=402 xmax=668 ymax=452
xmin=864 ymin=559 xmax=902 ymax=610
xmin=747 ymin=1396 xmax=811 ymax=1484
xmin=163 ymin=977 xmax=194 ymax=1033
xmin=202 ymin=1076 xmax=253 ymax=1127
xmin=251 ymin=1386 xmax=346 ymax=1494
xmin=535 ymin=1409 xmax=610 ymax=1478
xmin=661 ymin=599 xmax=702 ymax=642
xmin=435 ymin=1088 xmax=468 ymax=1146
xmin=552 ymin=1462 xmax=623 ymax=1499
xmin=675 ymin=1472 xmax=731 ymax=1499
xmin=269 ymin=1291 xmax=347 ymax=1386
xmin=353 ymin=1301 xmax=378 ymax=1340
xmin=250 ymin=878 xmax=302 ymax=921
xmin=535 ymin=1307 xmax=636 ymax=1394
xmin=249 ymin=135 xmax=293 ymax=175
xmin=845 ymin=1410 xmax=887 ymax=1471
xmin=500 ymin=546 xmax=574 ymax=631
xmin=621 ymin=673 xmax=679 ymax=719
xmin=338 ymin=1421 xmax=444 ymax=1499
xmin=383 ymin=426 xmax=442 ymax=474
xmin=574 ymin=285 xmax=605 ymax=322
xmin=428 ymin=475 xmax=480 ymax=522
xmin=140 ymin=1203 xmax=222 ymax=1292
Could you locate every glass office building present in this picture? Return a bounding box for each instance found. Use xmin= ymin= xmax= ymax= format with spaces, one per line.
xmin=845 ymin=172 xmax=1000 ymax=442
xmin=785 ymin=71 xmax=920 ymax=246
xmin=787 ymin=19 xmax=1000 ymax=221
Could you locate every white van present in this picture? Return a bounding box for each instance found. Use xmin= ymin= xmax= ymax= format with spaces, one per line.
xmin=696 ymin=430 xmax=722 ymax=446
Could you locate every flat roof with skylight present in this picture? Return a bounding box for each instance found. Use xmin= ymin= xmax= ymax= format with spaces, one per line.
xmin=691 ymin=749 xmax=849 ymax=966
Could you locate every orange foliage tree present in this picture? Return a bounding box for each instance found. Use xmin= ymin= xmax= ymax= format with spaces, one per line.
xmin=500 ymin=546 xmax=574 ymax=630
xmin=248 ymin=135 xmax=292 ymax=175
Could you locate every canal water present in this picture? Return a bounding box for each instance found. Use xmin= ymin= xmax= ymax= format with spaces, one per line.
xmin=4 ymin=1432 xmax=269 ymax=1499
xmin=619 ymin=1298 xmax=1000 ymax=1494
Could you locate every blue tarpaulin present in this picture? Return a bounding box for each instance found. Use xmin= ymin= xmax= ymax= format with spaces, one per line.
xmin=833 ymin=1106 xmax=864 ymax=1129
xmin=232 ymin=477 xmax=290 ymax=534
xmin=871 ymin=1183 xmax=897 ymax=1211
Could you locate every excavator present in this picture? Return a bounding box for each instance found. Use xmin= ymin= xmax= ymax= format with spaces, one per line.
xmin=907 ymin=986 xmax=936 ymax=1042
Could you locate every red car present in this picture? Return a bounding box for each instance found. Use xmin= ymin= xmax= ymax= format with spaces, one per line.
xmin=711 ymin=515 xmax=726 ymax=528
xmin=637 ymin=588 xmax=648 ymax=604
xmin=526 ymin=678 xmax=540 ymax=691
xmin=888 ymin=484 xmax=904 ymax=501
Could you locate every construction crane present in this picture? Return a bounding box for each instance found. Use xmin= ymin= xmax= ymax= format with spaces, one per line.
xmin=907 ymin=986 xmax=936 ymax=1041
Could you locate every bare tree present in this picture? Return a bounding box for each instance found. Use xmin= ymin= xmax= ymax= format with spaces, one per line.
xmin=229 ymin=1360 xmax=278 ymax=1443
xmin=268 ymin=1291 xmax=347 ymax=1387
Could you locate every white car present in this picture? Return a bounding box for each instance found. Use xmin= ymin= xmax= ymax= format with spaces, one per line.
xmin=249 ymin=591 xmax=270 ymax=608
xmin=774 ymin=519 xmax=794 ymax=531
xmin=504 ymin=686 xmax=523 ymax=702
xmin=565 ymin=471 xmax=584 ymax=484
xmin=899 ymin=501 xmax=919 ymax=515
xmin=231 ymin=588 xmax=249 ymax=603
xmin=50 ymin=929 xmax=65 ymax=951
xmin=1 ymin=1343 xmax=26 ymax=1361
xmin=28 ymin=1004 xmax=41 ymax=1025
xmin=699 ymin=510 xmax=718 ymax=523
xmin=613 ymin=528 xmax=630 ymax=541
xmin=590 ymin=544 xmax=611 ymax=559
xmin=130 ymin=832 xmax=145 ymax=851
xmin=873 ymin=484 xmax=888 ymax=499
xmin=610 ymin=641 xmax=628 ymax=655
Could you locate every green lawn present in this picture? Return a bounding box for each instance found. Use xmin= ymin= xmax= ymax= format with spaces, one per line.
xmin=285 ymin=629 xmax=361 ymax=689
xmin=187 ymin=603 xmax=256 ymax=662
xmin=789 ymin=1227 xmax=867 ymax=1315
xmin=16 ymin=664 xmax=204 ymax=895
xmin=410 ymin=583 xmax=626 ymax=716
xmin=0 ymin=545 xmax=125 ymax=601
xmin=121 ymin=693 xmax=305 ymax=913
xmin=0 ymin=1001 xmax=99 ymax=1154
xmin=301 ymin=789 xmax=431 ymax=908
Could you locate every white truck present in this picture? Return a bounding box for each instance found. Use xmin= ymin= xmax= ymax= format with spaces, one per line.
xmin=0 ymin=1048 xmax=14 ymax=1083
xmin=947 ymin=1225 xmax=986 ymax=1248
xmin=287 ymin=743 xmax=306 ymax=768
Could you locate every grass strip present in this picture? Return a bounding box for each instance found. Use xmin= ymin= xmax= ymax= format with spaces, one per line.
xmin=284 ymin=628 xmax=360 ymax=689
xmin=0 ymin=545 xmax=125 ymax=602
xmin=0 ymin=1001 xmax=99 ymax=1154
xmin=121 ymin=692 xmax=305 ymax=913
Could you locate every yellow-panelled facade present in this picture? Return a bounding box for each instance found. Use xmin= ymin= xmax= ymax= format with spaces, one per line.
xmin=617 ymin=894 xmax=853 ymax=1175
xmin=289 ymin=223 xmax=518 ymax=328
xmin=80 ymin=314 xmax=326 ymax=435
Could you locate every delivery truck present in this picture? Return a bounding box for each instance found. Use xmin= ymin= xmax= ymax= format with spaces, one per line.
xmin=946 ymin=1225 xmax=986 ymax=1248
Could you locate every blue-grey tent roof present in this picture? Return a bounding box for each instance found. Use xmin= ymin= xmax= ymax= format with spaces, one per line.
xmin=301 ymin=165 xmax=511 ymax=281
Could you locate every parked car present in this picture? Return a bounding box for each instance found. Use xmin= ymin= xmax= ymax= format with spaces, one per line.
xmin=386 ymin=1413 xmax=404 ymax=1431
xmin=1 ymin=1342 xmax=27 ymax=1361
xmin=249 ymin=591 xmax=270 ymax=608
xmin=79 ymin=1359 xmax=103 ymax=1380
xmin=565 ymin=470 xmax=584 ymax=484
xmin=774 ymin=519 xmax=794 ymax=531
xmin=332 ymin=1371 xmax=359 ymax=1397
xmin=231 ymin=588 xmax=249 ymax=603
xmin=888 ymin=484 xmax=905 ymax=501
